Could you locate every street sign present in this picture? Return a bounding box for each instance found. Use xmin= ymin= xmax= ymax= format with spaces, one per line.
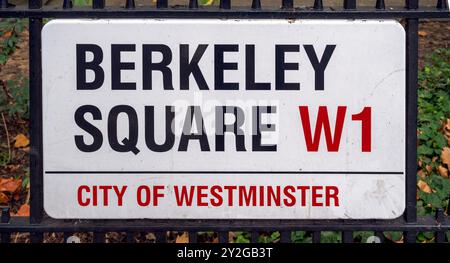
xmin=42 ymin=19 xmax=405 ymax=219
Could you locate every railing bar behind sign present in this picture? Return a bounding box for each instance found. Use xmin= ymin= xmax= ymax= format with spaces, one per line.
xmin=92 ymin=0 xmax=105 ymax=9
xmin=28 ymin=0 xmax=44 ymax=225
xmin=189 ymin=0 xmax=198 ymax=9
xmin=404 ymin=0 xmax=419 ymax=225
xmin=125 ymin=0 xmax=135 ymax=9
xmin=376 ymin=0 xmax=386 ymax=9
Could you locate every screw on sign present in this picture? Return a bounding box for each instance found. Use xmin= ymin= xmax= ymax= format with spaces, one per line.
xmin=42 ymin=19 xmax=405 ymax=219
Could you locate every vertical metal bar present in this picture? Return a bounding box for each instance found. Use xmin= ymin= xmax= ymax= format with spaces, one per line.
xmin=404 ymin=0 xmax=419 ymax=239
xmin=189 ymin=232 xmax=197 ymax=243
xmin=405 ymin=11 xmax=419 ymax=227
xmin=375 ymin=231 xmax=385 ymax=243
xmin=1 ymin=232 xmax=10 ymax=243
xmin=157 ymin=0 xmax=168 ymax=8
xmin=126 ymin=232 xmax=135 ymax=243
xmin=155 ymin=231 xmax=166 ymax=243
xmin=92 ymin=0 xmax=105 ymax=8
xmin=435 ymin=209 xmax=445 ymax=243
xmin=29 ymin=0 xmax=43 ymax=225
xmin=313 ymin=0 xmax=323 ymax=10
xmin=280 ymin=231 xmax=291 ymax=243
xmin=251 ymin=0 xmax=261 ymax=9
xmin=0 ymin=208 xmax=10 ymax=243
xmin=30 ymin=232 xmax=43 ymax=243
xmin=219 ymin=232 xmax=228 ymax=243
xmin=375 ymin=0 xmax=385 ymax=9
xmin=93 ymin=232 xmax=105 ymax=243
xmin=404 ymin=231 xmax=416 ymax=243
xmin=62 ymin=0 xmax=73 ymax=8
xmin=343 ymin=0 xmax=356 ymax=9
xmin=251 ymin=231 xmax=258 ymax=243
xmin=447 ymin=194 xmax=450 ymax=217
xmin=220 ymin=0 xmax=231 ymax=9
xmin=0 ymin=0 xmax=9 ymax=8
xmin=312 ymin=231 xmax=321 ymax=243
xmin=282 ymin=0 xmax=293 ymax=9
xmin=436 ymin=0 xmax=448 ymax=9
xmin=406 ymin=0 xmax=418 ymax=9
xmin=189 ymin=0 xmax=198 ymax=8
xmin=125 ymin=0 xmax=135 ymax=8
xmin=1 ymin=208 xmax=10 ymax=223
xmin=342 ymin=231 xmax=353 ymax=243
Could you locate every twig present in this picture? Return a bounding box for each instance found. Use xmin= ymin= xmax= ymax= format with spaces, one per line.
xmin=1 ymin=112 xmax=11 ymax=164
xmin=0 ymin=80 xmax=13 ymax=103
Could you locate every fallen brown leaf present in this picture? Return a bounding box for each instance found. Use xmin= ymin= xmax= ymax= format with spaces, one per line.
xmin=11 ymin=204 xmax=29 ymax=217
xmin=14 ymin=134 xmax=29 ymax=148
xmin=425 ymin=165 xmax=433 ymax=173
xmin=441 ymin=147 xmax=450 ymax=167
xmin=21 ymin=147 xmax=30 ymax=153
xmin=3 ymin=30 xmax=13 ymax=38
xmin=418 ymin=180 xmax=432 ymax=193
xmin=445 ymin=119 xmax=450 ymax=142
xmin=13 ymin=192 xmax=20 ymax=201
xmin=175 ymin=232 xmax=189 ymax=243
xmin=0 ymin=192 xmax=9 ymax=204
xmin=417 ymin=170 xmax=426 ymax=178
xmin=418 ymin=31 xmax=428 ymax=37
xmin=438 ymin=165 xmax=449 ymax=178
xmin=0 ymin=178 xmax=22 ymax=193
xmin=229 ymin=231 xmax=236 ymax=242
xmin=445 ymin=119 xmax=450 ymax=132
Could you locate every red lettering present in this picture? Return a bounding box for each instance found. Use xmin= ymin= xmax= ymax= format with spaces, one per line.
xmin=224 ymin=186 xmax=237 ymax=206
xmin=92 ymin=185 xmax=97 ymax=206
xmin=283 ymin=186 xmax=296 ymax=207
xmin=210 ymin=185 xmax=223 ymax=206
xmin=312 ymin=186 xmax=323 ymax=206
xmin=352 ymin=107 xmax=372 ymax=152
xmin=299 ymin=106 xmax=347 ymax=152
xmin=137 ymin=185 xmax=150 ymax=206
xmin=174 ymin=186 xmax=195 ymax=206
xmin=296 ymin=186 xmax=310 ymax=206
xmin=239 ymin=186 xmax=257 ymax=206
xmin=153 ymin=185 xmax=165 ymax=206
xmin=77 ymin=185 xmax=90 ymax=206
xmin=326 ymin=186 xmax=339 ymax=206
xmin=98 ymin=185 xmax=112 ymax=206
xmin=113 ymin=186 xmax=127 ymax=206
xmin=267 ymin=186 xmax=280 ymax=206
xmin=197 ymin=185 xmax=209 ymax=206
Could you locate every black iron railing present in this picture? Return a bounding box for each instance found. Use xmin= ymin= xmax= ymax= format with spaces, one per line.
xmin=0 ymin=0 xmax=449 ymax=243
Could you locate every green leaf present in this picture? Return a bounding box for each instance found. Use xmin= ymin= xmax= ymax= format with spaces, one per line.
xmin=384 ymin=231 xmax=403 ymax=242
xmin=234 ymin=232 xmax=250 ymax=243
xmin=320 ymin=231 xmax=341 ymax=243
xmin=418 ymin=145 xmax=434 ymax=156
xmin=199 ymin=0 xmax=214 ymax=5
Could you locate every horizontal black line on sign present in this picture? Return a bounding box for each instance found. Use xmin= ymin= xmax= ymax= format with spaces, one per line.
xmin=45 ymin=171 xmax=404 ymax=175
